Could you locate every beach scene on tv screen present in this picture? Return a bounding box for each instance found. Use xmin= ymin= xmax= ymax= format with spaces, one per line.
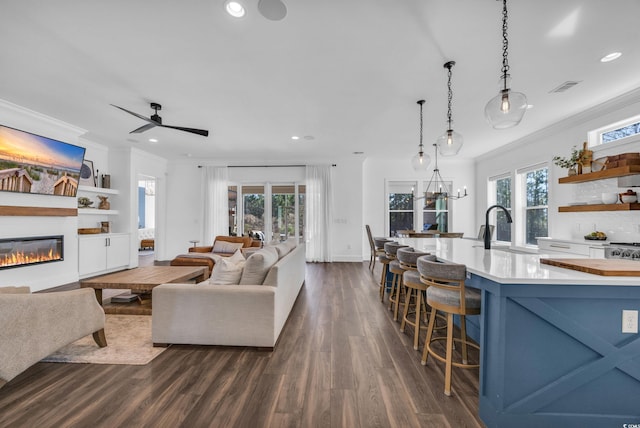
xmin=0 ymin=125 xmax=85 ymax=197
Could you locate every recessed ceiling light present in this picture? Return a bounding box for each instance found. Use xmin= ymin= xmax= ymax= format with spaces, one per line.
xmin=600 ymin=52 xmax=622 ymax=63
xmin=225 ymin=1 xmax=246 ymax=18
xmin=291 ymin=136 xmax=300 ymax=140
xmin=526 ymin=104 xmax=534 ymax=109
xmin=148 ymin=138 xmax=158 ymax=143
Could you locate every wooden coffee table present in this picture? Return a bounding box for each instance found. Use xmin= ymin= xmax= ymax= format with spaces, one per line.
xmin=81 ymin=266 xmax=207 ymax=315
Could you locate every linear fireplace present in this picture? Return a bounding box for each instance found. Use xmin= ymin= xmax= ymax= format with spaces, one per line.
xmin=0 ymin=235 xmax=64 ymax=270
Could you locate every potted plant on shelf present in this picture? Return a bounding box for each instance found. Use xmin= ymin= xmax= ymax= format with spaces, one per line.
xmin=553 ymin=146 xmax=582 ymax=176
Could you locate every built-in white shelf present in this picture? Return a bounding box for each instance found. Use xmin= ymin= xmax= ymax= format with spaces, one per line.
xmin=77 ymin=208 xmax=119 ymax=215
xmin=78 ymin=185 xmax=119 ymax=195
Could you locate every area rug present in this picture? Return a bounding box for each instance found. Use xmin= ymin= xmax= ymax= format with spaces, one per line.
xmin=41 ymin=314 xmax=167 ymax=365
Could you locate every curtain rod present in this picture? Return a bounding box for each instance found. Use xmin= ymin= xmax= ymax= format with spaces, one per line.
xmin=198 ymin=164 xmax=337 ymax=168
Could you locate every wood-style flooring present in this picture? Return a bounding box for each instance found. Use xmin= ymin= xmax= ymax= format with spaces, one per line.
xmin=0 ymin=261 xmax=483 ymax=428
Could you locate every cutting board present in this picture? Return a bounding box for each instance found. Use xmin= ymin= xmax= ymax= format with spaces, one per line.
xmin=540 ymin=258 xmax=640 ymax=276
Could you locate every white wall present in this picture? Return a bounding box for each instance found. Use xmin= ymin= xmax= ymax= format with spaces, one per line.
xmin=0 ymin=100 xmax=86 ymax=290
xmin=475 ymin=89 xmax=640 ymax=244
xmin=362 ymin=155 xmax=476 ymax=259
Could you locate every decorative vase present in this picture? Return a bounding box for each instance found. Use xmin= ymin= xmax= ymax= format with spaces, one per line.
xmin=568 ymin=166 xmax=578 ymax=176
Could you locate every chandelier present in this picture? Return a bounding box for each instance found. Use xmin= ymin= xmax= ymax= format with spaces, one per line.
xmin=411 ymin=100 xmax=430 ymax=171
xmin=436 ymin=61 xmax=463 ymax=156
xmin=416 ymin=144 xmax=468 ymax=205
xmin=484 ymin=0 xmax=527 ymax=129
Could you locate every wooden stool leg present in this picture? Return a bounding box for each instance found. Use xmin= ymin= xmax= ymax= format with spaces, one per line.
xmin=388 ymin=273 xmax=397 ymax=311
xmin=379 ymin=263 xmax=388 ymax=302
xmin=460 ymin=315 xmax=468 ymax=365
xmin=393 ymin=282 xmax=403 ymax=321
xmin=444 ymin=313 xmax=454 ymax=396
xmin=413 ymin=291 xmax=422 ymax=350
xmin=421 ymin=305 xmax=437 ymax=365
xmin=400 ymin=287 xmax=412 ymax=333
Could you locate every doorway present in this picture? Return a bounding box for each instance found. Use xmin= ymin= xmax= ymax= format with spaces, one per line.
xmin=138 ymin=176 xmax=156 ymax=266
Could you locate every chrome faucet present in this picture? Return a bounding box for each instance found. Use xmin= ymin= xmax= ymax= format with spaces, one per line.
xmin=484 ymin=205 xmax=513 ymax=249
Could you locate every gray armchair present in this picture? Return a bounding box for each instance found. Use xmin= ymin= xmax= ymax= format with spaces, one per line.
xmin=0 ymin=286 xmax=106 ymax=388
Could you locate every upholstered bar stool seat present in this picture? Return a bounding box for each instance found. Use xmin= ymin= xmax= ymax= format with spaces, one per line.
xmin=400 ymin=255 xmax=437 ymax=350
xmin=388 ymin=247 xmax=414 ymax=320
xmin=381 ymin=242 xmax=409 ymax=303
xmin=392 ymin=248 xmax=429 ymax=322
xmin=418 ymin=257 xmax=481 ymax=396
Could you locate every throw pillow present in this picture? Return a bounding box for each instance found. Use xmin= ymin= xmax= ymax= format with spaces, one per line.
xmin=239 ymin=246 xmax=278 ymax=285
xmin=209 ymin=255 xmax=245 ymax=285
xmin=228 ymin=248 xmax=246 ymax=264
xmin=212 ymin=240 xmax=244 ymax=254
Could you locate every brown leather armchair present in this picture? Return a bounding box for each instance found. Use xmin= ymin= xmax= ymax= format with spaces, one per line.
xmin=170 ymin=236 xmax=257 ymax=279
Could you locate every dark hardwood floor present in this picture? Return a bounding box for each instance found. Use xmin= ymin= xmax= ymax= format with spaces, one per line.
xmin=0 ymin=261 xmax=482 ymax=428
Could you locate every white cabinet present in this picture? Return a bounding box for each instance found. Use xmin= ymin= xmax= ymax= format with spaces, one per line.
xmin=537 ymin=238 xmax=607 ymax=256
xmin=79 ymin=233 xmax=130 ymax=277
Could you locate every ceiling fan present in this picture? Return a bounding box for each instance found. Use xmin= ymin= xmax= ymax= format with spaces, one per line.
xmin=111 ymin=102 xmax=209 ymax=137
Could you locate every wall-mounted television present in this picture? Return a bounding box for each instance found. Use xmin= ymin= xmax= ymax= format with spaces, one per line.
xmin=0 ymin=124 xmax=86 ymax=197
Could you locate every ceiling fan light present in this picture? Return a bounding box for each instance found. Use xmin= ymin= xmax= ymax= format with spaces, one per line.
xmin=225 ymin=1 xmax=246 ymax=18
xmin=436 ymin=129 xmax=463 ymax=156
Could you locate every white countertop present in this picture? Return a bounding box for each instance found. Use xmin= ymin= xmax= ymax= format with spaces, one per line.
xmin=393 ymin=237 xmax=640 ymax=286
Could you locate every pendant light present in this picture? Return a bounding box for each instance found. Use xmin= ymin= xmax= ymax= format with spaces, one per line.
xmin=436 ymin=61 xmax=463 ymax=156
xmin=484 ymin=0 xmax=527 ymax=129
xmin=411 ymin=99 xmax=431 ymax=171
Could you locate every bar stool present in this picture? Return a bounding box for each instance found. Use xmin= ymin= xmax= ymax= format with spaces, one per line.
xmin=388 ymin=246 xmax=414 ymax=320
xmin=380 ymin=242 xmax=408 ymax=303
xmin=391 ymin=248 xmax=429 ymax=321
xmin=375 ymin=238 xmax=394 ymax=301
xmin=400 ymin=254 xmax=437 ymax=350
xmin=418 ymin=257 xmax=481 ymax=396
xmin=365 ymin=225 xmax=385 ymax=271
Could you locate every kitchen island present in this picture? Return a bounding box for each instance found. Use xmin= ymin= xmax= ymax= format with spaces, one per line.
xmin=395 ymin=237 xmax=640 ymax=428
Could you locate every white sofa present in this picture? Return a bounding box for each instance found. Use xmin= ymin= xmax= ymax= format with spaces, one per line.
xmin=152 ymin=243 xmax=305 ymax=349
xmin=0 ymin=287 xmax=106 ymax=388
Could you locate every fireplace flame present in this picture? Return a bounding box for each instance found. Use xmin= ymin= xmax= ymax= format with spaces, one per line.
xmin=0 ymin=249 xmax=62 ymax=268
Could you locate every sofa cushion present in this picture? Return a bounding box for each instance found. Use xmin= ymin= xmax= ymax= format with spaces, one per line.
xmin=212 ymin=240 xmax=244 ymax=254
xmin=274 ymin=243 xmax=290 ymax=259
xmin=239 ymin=246 xmax=279 ymax=285
xmin=209 ymin=250 xmax=245 ymax=285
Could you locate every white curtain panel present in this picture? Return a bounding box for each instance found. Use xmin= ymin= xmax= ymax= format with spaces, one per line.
xmin=203 ymin=166 xmax=229 ymax=246
xmin=305 ymin=164 xmax=333 ymax=262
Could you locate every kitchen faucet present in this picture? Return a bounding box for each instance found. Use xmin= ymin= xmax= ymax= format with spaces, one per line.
xmin=484 ymin=205 xmax=513 ymax=249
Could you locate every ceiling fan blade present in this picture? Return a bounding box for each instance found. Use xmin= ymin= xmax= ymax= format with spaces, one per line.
xmin=110 ymin=104 xmax=155 ymax=123
xmin=161 ymin=124 xmax=209 ymax=137
xmin=130 ymin=123 xmax=157 ymax=134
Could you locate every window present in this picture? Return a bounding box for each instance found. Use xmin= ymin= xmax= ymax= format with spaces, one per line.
xmin=229 ymin=183 xmax=305 ymax=243
xmin=422 ymin=180 xmax=451 ymax=233
xmin=519 ymin=166 xmax=548 ymax=245
xmin=272 ymin=185 xmax=296 ymax=241
xmin=588 ymin=114 xmax=640 ymax=148
xmin=242 ymin=185 xmax=265 ymax=239
xmin=388 ymin=181 xmax=414 ymax=237
xmin=488 ymin=175 xmax=512 ymax=242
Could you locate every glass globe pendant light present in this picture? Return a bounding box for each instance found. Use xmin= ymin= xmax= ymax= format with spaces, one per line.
xmin=484 ymin=0 xmax=527 ymax=129
xmin=436 ymin=61 xmax=463 ymax=156
xmin=411 ymin=99 xmax=431 ymax=171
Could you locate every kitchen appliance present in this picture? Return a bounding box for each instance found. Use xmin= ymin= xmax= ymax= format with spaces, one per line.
xmin=605 ymin=242 xmax=640 ymax=260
